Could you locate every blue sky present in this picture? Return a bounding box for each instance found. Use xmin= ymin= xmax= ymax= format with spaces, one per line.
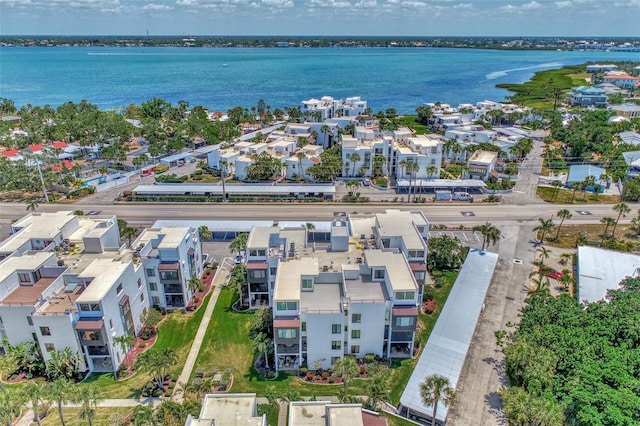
xmin=0 ymin=0 xmax=638 ymax=36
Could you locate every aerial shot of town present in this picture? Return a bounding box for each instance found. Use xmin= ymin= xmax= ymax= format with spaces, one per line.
xmin=1 ymin=1 xmax=639 ymax=425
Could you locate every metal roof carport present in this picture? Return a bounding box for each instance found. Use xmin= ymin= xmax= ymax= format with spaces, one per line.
xmin=399 ymin=249 xmax=498 ymax=425
xmin=396 ymin=179 xmax=486 ymax=194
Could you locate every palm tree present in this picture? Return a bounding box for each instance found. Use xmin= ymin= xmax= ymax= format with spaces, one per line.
xmin=558 ymin=269 xmax=575 ymax=292
xmin=600 ymin=216 xmax=616 ymax=240
xmin=612 ymin=202 xmax=631 ymax=238
xmin=536 ymin=246 xmax=551 ymax=264
xmin=77 ymin=384 xmax=102 ymax=426
xmin=22 ymin=380 xmax=46 ymax=426
xmin=187 ymin=275 xmax=201 ymax=294
xmin=0 ymin=387 xmax=23 ymax=426
xmin=555 ymin=209 xmax=572 ymax=240
xmin=551 ymin=180 xmax=563 ymax=202
xmin=420 ymin=374 xmax=456 ymax=426
xmin=113 ymin=334 xmax=135 ymax=372
xmin=229 ymin=232 xmax=248 ymax=256
xmin=296 ymin=152 xmax=306 ymax=180
xmin=398 ymin=159 xmax=408 ymax=181
xmin=121 ymin=226 xmax=138 ymax=248
xmin=220 ymin=160 xmax=228 ymax=201
xmin=569 ymin=182 xmax=581 ymax=203
xmin=26 ymin=198 xmax=39 ymax=213
xmin=349 ymin=153 xmax=361 ymax=177
xmin=332 ymin=356 xmax=359 ymax=394
xmin=533 ymin=217 xmax=555 ymax=244
xmin=47 ymin=378 xmax=74 ymax=426
xmin=473 ymin=222 xmax=501 ymax=251
xmin=426 ymin=165 xmax=439 ymax=180
xmin=253 ymin=332 xmax=273 ymax=369
xmin=407 ymin=162 xmax=420 ymax=203
xmin=529 ymin=276 xmax=551 ymax=297
xmin=45 ymin=347 xmax=81 ymax=381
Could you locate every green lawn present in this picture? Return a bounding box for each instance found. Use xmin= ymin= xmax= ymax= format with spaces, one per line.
xmin=81 ymin=293 xmax=212 ymax=398
xmin=41 ymin=407 xmax=133 ymax=426
xmin=397 ymin=116 xmax=429 ymax=135
xmin=537 ymin=186 xmax=620 ymax=204
xmin=194 ymin=271 xmax=458 ymax=404
xmin=258 ymin=403 xmax=279 ymax=426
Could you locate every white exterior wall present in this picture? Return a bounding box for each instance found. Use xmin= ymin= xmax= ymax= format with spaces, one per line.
xmin=234 ymin=156 xmax=253 ymax=181
xmin=305 ymin=311 xmax=343 ymax=370
xmin=348 ymin=301 xmax=386 ymax=356
xmin=0 ymin=305 xmax=35 ymax=346
xmin=33 ymin=314 xmax=85 ymax=370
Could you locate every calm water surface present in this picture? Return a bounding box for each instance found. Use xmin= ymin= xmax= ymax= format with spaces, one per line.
xmin=1 ymin=47 xmax=638 ymax=113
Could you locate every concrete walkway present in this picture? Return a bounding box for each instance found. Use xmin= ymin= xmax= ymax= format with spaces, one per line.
xmin=174 ymin=258 xmax=232 ymax=401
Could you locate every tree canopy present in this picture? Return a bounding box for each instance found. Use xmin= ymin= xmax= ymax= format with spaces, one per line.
xmin=500 ymin=277 xmax=640 ymax=425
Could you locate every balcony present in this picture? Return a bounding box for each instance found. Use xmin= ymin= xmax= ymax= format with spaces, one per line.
xmin=249 ymin=283 xmax=269 ymax=293
xmin=87 ymin=346 xmax=110 ymax=356
xmin=276 ymin=344 xmax=300 ymax=354
xmin=163 ymin=284 xmax=183 ymax=294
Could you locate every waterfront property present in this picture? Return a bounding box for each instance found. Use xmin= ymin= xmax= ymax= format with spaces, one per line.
xmin=566 ymin=86 xmax=608 ymax=107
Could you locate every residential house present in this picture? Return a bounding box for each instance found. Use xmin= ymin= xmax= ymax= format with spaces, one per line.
xmin=566 ymin=165 xmax=607 ymax=191
xmin=602 ymin=72 xmax=640 ymax=89
xmin=610 ymin=104 xmax=640 ymax=119
xmin=1 ymin=149 xmax=24 ymax=162
xmin=567 ymin=86 xmax=608 ymax=107
xmin=619 ymin=131 xmax=640 ymax=146
xmin=576 ymin=246 xmax=640 ymax=304
xmin=622 ymin=150 xmax=640 ymax=177
xmin=185 ymin=393 xmax=266 ymax=426
xmin=586 ymin=64 xmax=618 ymax=73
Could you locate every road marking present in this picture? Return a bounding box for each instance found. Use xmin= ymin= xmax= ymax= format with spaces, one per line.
xmin=576 ymin=210 xmax=592 ymax=215
xmin=461 ymin=212 xmax=475 ymax=216
xmin=513 ymin=259 xmax=523 ymax=264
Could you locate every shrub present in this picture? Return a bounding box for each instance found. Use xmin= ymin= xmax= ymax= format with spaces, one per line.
xmin=359 ymin=365 xmax=367 ymax=375
xmin=152 ymin=389 xmax=163 ymax=397
xmin=423 ymin=286 xmax=435 ymax=301
xmin=321 ymin=371 xmax=329 ymax=379
xmin=299 ymin=367 xmax=308 ymax=375
xmin=306 ymin=371 xmax=314 ymax=381
xmin=424 ymin=300 xmax=438 ymax=314
xmin=363 ymin=353 xmax=376 ymax=364
xmin=328 ymin=378 xmax=335 ymax=384
xmin=138 ymin=342 xmax=146 ymax=349
xmin=267 ymin=371 xmax=276 ymax=379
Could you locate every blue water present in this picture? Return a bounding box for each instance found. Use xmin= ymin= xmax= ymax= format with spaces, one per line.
xmin=1 ymin=47 xmax=638 ymax=113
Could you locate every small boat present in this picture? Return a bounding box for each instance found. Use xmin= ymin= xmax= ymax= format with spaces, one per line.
xmin=222 ymin=63 xmax=228 ymax=67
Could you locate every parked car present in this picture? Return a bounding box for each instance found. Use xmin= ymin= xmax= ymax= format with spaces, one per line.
xmin=363 ymin=178 xmax=371 ymax=186
xmin=546 ymin=270 xmax=564 ymax=280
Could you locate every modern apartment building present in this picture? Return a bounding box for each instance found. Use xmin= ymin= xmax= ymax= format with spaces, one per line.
xmin=135 ymin=227 xmax=203 ymax=309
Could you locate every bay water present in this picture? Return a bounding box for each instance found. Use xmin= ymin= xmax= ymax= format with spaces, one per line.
xmin=1 ymin=47 xmax=638 ymax=113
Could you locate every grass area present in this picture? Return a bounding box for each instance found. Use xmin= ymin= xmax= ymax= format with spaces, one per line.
xmin=40 ymin=407 xmax=133 ymax=426
xmin=537 ymin=186 xmax=621 ymax=204
xmin=194 ymin=270 xmax=457 ymax=403
xmin=388 ymin=270 xmax=457 ymax=405
xmin=397 ymin=116 xmax=429 ymax=134
xmin=495 ymin=65 xmax=585 ymax=109
xmin=258 ymin=403 xmax=279 ymax=426
xmin=568 ymin=72 xmax=592 ymax=85
xmin=383 ymin=412 xmax=420 ymax=426
xmin=545 ymin=223 xmax=640 ymax=250
xmin=81 ymin=293 xmax=212 ymax=398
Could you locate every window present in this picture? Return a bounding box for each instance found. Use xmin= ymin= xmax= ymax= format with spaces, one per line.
xmin=415 ymin=272 xmax=425 ymax=280
xmin=270 ymin=267 xmax=277 ymax=276
xmin=286 ymin=302 xmax=297 ymax=311
xmin=146 ymin=268 xmax=155 ymax=277
xmin=18 ymin=272 xmax=31 ymax=283
xmin=351 ymin=313 xmax=361 ymax=323
xmin=149 ymin=282 xmax=158 ymax=291
xmin=396 ymin=291 xmax=416 ymax=300
xmin=140 ymin=293 xmax=145 ymax=303
xmin=109 ymin=319 xmax=114 ymax=329
xmin=276 ymin=302 xmax=286 ymax=311
xmin=332 ymin=324 xmax=341 ymax=334
xmin=301 ymin=322 xmax=306 ymax=332
xmin=258 ymin=249 xmax=266 ymax=257
xmin=277 ymin=329 xmax=297 ymax=339
xmin=45 ymin=343 xmax=55 ymax=352
xmin=331 ymin=341 xmax=341 ymax=350
xmin=395 ymin=317 xmax=415 ymax=327
xmin=374 ymin=269 xmax=385 ymax=279
xmin=160 ymin=271 xmax=179 ymax=281
xmin=250 ymin=270 xmax=266 ymax=279
xmin=431 ymin=158 xmax=436 ymax=165
xmin=152 ymin=296 xmax=160 ymax=305
xmin=27 ymin=316 xmax=33 ymax=326
xmin=351 ymin=329 xmax=361 ymax=339
xmin=137 ymin=278 xmax=142 ymax=289
xmin=351 ymin=345 xmax=360 ymax=354
xmin=39 ymin=327 xmax=51 ymax=336
xmin=116 ymin=283 xmax=123 ymax=295
xmin=91 ymin=303 xmax=100 ymax=312
xmin=301 ymin=278 xmax=313 ymax=290
xmin=331 ymin=356 xmax=340 ymax=365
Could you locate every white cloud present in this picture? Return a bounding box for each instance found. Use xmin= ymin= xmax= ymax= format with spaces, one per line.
xmin=142 ymin=2 xmax=174 ymax=10
xmin=555 ymin=1 xmax=572 ymax=8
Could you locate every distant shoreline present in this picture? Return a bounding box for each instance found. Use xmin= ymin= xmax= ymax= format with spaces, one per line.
xmin=2 ymin=35 xmax=639 ymax=51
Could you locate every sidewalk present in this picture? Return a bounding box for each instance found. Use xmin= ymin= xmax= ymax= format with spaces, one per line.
xmin=173 ymin=258 xmax=232 ymax=401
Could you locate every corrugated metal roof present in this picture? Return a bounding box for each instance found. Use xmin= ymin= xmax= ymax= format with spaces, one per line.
xmin=396 ymin=179 xmax=486 ymax=188
xmin=133 ymin=183 xmax=336 ymax=195
xmin=399 ymin=249 xmax=498 ymax=423
xmin=567 ymin=165 xmax=606 ymax=184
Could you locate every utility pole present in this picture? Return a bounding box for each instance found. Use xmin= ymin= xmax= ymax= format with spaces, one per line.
xmin=34 ymin=157 xmax=49 ymax=203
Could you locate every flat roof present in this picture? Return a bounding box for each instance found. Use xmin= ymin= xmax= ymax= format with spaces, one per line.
xmin=301 ymin=282 xmax=342 ymax=313
xmin=577 ymin=246 xmax=640 ymax=303
xmin=247 ymin=226 xmax=278 ymax=249
xmin=2 ymin=277 xmax=55 ymax=306
xmin=133 ymin=183 xmax=336 ymax=195
xmin=400 ymin=249 xmax=498 ymax=423
xmin=0 ymin=252 xmax=56 ymax=284
xmin=468 ymin=150 xmax=498 ymax=164
xmin=160 ymin=151 xmax=192 ymax=163
xmin=364 ymin=250 xmax=417 ymax=292
xmin=289 ymin=402 xmax=365 ymax=426
xmin=274 ymin=258 xmax=318 ymax=302
xmin=77 ymin=259 xmax=130 ymax=302
xmin=187 ymin=393 xmax=265 ymax=426
xmin=375 ymin=210 xmax=427 ymax=251
xmin=0 ymin=211 xmax=77 ymax=253
xmin=345 ymin=278 xmax=386 ymax=303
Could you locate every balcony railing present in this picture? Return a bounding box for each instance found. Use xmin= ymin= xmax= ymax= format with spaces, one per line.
xmin=276 ymin=344 xmax=300 ymax=354
xmin=87 ymin=346 xmax=110 ymax=356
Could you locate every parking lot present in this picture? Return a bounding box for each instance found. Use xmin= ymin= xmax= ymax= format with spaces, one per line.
xmin=428 ymin=229 xmax=483 ymax=248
